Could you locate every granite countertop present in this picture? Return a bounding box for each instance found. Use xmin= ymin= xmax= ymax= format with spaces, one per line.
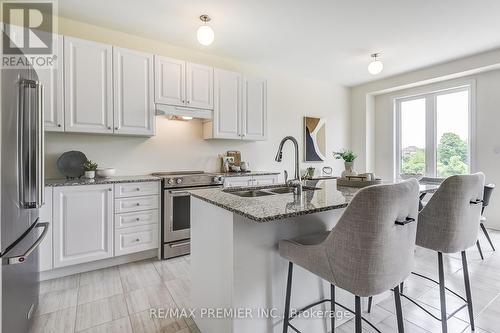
xmin=189 ymin=179 xmax=439 ymax=222
xmin=45 ymin=175 xmax=161 ymax=187
xmin=218 ymin=171 xmax=281 ymax=178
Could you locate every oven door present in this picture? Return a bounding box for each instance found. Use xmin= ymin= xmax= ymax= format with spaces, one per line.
xmin=163 ymin=186 xmax=221 ymax=242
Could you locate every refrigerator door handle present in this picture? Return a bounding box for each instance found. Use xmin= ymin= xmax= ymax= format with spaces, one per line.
xmin=18 ymin=79 xmax=44 ymax=209
xmin=36 ymin=81 xmax=44 ymax=208
xmin=6 ymin=222 xmax=49 ymax=265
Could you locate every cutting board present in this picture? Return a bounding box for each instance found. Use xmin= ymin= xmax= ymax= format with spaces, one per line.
xmin=226 ymin=151 xmax=241 ymax=166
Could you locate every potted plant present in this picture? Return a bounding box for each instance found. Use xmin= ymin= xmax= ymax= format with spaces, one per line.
xmin=83 ymin=160 xmax=98 ymax=179
xmin=333 ymin=149 xmax=357 ymax=177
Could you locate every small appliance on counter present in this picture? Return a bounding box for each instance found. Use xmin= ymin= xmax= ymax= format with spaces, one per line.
xmin=337 ymin=173 xmax=382 ymax=188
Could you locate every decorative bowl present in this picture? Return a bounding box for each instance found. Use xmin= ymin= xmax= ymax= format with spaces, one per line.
xmin=96 ymin=168 xmax=116 ymax=178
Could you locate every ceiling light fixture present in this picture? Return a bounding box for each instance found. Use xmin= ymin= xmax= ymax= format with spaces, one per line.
xmin=368 ymin=53 xmax=383 ymax=75
xmin=197 ymin=15 xmax=214 ymax=46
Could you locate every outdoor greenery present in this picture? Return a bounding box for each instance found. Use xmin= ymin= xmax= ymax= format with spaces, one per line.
xmin=401 ymin=132 xmax=468 ymax=177
xmin=333 ymin=149 xmax=357 ymax=162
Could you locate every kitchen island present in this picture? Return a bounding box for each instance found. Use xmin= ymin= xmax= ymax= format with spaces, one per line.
xmin=189 ymin=180 xmax=437 ymax=333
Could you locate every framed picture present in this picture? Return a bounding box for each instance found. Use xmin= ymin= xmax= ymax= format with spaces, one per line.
xmin=304 ymin=116 xmax=326 ymax=162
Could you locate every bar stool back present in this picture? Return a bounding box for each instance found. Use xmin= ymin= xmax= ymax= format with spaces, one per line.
xmin=279 ymin=179 xmax=420 ymax=333
xmin=416 ymin=173 xmax=485 ymax=332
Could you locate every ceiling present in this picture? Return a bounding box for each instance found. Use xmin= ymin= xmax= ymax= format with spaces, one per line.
xmin=59 ymin=0 xmax=500 ymax=86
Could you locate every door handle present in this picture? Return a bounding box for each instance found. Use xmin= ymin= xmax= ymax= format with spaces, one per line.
xmin=18 ymin=79 xmax=44 ymax=209
xmin=6 ymin=222 xmax=49 ymax=265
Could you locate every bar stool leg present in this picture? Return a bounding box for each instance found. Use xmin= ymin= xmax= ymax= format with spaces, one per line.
xmin=462 ymin=251 xmax=475 ymax=330
xmin=367 ymin=296 xmax=373 ymax=313
xmin=283 ymin=262 xmax=293 ymax=333
xmin=355 ymin=296 xmax=362 ymax=333
xmin=393 ymin=285 xmax=405 ymax=333
xmin=476 ymin=240 xmax=484 ymax=260
xmin=330 ymin=284 xmax=335 ymax=332
xmin=481 ymin=223 xmax=496 ymax=251
xmin=438 ymin=252 xmax=448 ymax=333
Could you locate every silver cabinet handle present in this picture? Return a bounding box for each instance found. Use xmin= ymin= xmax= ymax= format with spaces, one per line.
xmin=107 ymin=126 xmax=111 ymax=130
xmin=6 ymin=222 xmax=50 ymax=265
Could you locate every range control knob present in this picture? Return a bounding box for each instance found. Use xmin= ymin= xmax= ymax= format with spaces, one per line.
xmin=167 ymin=178 xmax=174 ymax=185
xmin=176 ymin=178 xmax=183 ymax=184
xmin=213 ymin=176 xmax=223 ymax=183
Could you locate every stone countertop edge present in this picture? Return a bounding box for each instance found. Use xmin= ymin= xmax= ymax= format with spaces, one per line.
xmin=45 ymin=175 xmax=162 ymax=187
xmin=189 ymin=191 xmax=348 ymax=223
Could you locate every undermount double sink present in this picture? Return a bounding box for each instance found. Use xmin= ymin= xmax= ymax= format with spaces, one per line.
xmin=226 ymin=186 xmax=321 ymax=198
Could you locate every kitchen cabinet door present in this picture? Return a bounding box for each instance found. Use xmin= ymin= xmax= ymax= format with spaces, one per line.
xmin=64 ymin=36 xmax=113 ymax=134
xmin=113 ymin=47 xmax=155 ymax=136
xmin=242 ymin=77 xmax=267 ymax=141
xmin=39 ymin=35 xmax=64 ymax=132
xmin=223 ymin=176 xmax=253 ymax=188
xmin=154 ymin=55 xmax=185 ymax=107
xmin=186 ymin=62 xmax=213 ymax=110
xmin=212 ymin=69 xmax=242 ymax=139
xmin=252 ymin=175 xmax=278 ymax=186
xmin=53 ymin=185 xmax=113 ymax=267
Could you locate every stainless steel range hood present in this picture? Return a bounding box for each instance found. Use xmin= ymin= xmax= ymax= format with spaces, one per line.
xmin=155 ymin=104 xmax=213 ymax=120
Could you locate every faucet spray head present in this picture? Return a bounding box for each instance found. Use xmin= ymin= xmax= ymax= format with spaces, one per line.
xmin=275 ymin=151 xmax=283 ymax=162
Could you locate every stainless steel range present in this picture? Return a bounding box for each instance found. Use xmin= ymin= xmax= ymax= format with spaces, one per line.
xmin=152 ymin=171 xmax=224 ymax=259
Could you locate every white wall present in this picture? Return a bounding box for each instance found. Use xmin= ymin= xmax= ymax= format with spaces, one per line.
xmin=45 ymin=17 xmax=350 ymax=179
xmin=350 ymin=50 xmax=500 ymax=229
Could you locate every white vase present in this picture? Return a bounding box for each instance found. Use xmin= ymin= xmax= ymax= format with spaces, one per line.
xmin=84 ymin=170 xmax=95 ymax=179
xmin=341 ymin=161 xmax=357 ymax=178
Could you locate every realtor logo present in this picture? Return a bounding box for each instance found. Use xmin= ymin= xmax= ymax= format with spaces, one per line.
xmin=2 ymin=1 xmax=53 ymax=54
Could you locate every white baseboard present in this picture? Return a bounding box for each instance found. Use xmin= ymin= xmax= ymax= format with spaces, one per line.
xmin=39 ymin=249 xmax=158 ymax=281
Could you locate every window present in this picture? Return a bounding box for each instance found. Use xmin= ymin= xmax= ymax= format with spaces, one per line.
xmin=395 ymin=84 xmax=473 ymax=178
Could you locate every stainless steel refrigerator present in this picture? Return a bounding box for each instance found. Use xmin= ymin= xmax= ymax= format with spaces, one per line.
xmin=1 ymin=49 xmax=48 ymax=332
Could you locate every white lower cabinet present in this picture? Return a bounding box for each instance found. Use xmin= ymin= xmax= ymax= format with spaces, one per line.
xmin=39 ymin=182 xmax=160 ymax=273
xmin=115 ymin=224 xmax=158 ymax=256
xmin=223 ymin=174 xmax=279 ymax=188
xmin=53 ymin=185 xmax=114 ymax=268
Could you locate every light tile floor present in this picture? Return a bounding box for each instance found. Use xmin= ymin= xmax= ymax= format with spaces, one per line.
xmin=32 ymin=230 xmax=500 ymax=333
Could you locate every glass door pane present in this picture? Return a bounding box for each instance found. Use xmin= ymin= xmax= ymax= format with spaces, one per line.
xmin=436 ymin=89 xmax=470 ymax=177
xmin=400 ymin=98 xmax=426 ymax=175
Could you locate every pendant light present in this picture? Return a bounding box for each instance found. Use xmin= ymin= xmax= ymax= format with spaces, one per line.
xmin=197 ymin=15 xmax=214 ymax=46
xmin=368 ymin=53 xmax=383 ymax=75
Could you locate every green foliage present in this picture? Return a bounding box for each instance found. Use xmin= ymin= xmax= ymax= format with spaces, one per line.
xmin=83 ymin=160 xmax=98 ymax=171
xmin=401 ymin=132 xmax=468 ymax=177
xmin=402 ymin=149 xmax=425 ymax=174
xmin=333 ymin=149 xmax=357 ymax=162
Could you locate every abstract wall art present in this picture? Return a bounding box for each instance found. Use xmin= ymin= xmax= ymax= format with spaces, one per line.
xmin=304 ymin=116 xmax=326 ymax=162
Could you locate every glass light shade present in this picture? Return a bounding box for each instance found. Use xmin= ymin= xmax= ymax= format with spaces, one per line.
xmin=368 ymin=60 xmax=383 ymax=75
xmin=197 ymin=25 xmax=214 ymax=46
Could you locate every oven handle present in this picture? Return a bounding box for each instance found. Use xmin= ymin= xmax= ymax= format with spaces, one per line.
xmin=166 ymin=185 xmax=222 ymax=197
xmin=169 ymin=241 xmax=190 ymax=248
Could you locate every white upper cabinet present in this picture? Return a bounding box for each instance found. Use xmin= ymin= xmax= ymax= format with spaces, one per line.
xmin=39 ymin=35 xmax=64 ymax=132
xmin=154 ymin=56 xmax=214 ymax=110
xmin=64 ymin=36 xmax=113 ymax=134
xmin=53 ymin=185 xmax=113 ymax=268
xmin=154 ymin=55 xmax=185 ymax=107
xmin=186 ymin=62 xmax=213 ymax=109
xmin=113 ymin=47 xmax=155 ymax=136
xmin=242 ymin=77 xmax=267 ymax=140
xmin=211 ymin=69 xmax=242 ymax=139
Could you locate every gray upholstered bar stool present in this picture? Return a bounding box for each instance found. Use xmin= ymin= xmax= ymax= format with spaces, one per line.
xmin=279 ymin=179 xmax=420 ymax=333
xmin=476 ymin=183 xmax=496 ymax=259
xmin=412 ymin=173 xmax=485 ymax=333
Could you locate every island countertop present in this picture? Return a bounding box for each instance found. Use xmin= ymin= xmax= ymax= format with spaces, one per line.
xmin=189 ymin=179 xmax=438 ymax=222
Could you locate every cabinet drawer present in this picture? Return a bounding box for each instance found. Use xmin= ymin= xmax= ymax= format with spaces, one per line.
xmin=114 ymin=182 xmax=159 ymax=198
xmin=115 ymin=195 xmax=158 ymax=213
xmin=115 ymin=210 xmax=159 ymax=229
xmin=115 ymin=224 xmax=158 ymax=256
